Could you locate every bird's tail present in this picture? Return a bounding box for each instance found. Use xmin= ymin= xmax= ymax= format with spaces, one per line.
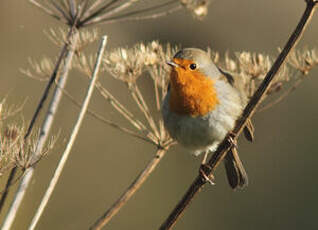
xmin=223 ymin=119 xmax=254 ymax=189
xmin=224 ymin=147 xmax=248 ymax=189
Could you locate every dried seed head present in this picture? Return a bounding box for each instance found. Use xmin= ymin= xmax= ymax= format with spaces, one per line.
xmin=21 ymin=57 xmax=55 ymax=81
xmin=103 ymin=41 xmax=179 ymax=84
xmin=287 ymin=48 xmax=318 ymax=75
xmin=180 ymin=0 xmax=210 ymax=20
xmin=4 ymin=127 xmax=19 ymax=141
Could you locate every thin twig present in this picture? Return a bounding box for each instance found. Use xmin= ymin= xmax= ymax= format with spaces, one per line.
xmin=28 ymin=0 xmax=66 ymax=23
xmin=77 ymin=0 xmax=91 ymax=19
xmin=80 ymin=0 xmax=112 ymax=20
xmin=148 ymin=68 xmax=166 ymax=140
xmin=130 ymin=84 xmax=160 ymax=140
xmin=0 ymin=28 xmax=80 ymax=230
xmin=28 ymin=35 xmax=108 ymax=230
xmin=79 ymin=0 xmax=119 ymax=26
xmin=89 ymin=143 xmax=174 ymax=230
xmin=50 ymin=1 xmax=72 ymax=24
xmin=159 ymin=1 xmax=318 ymax=229
xmin=85 ymin=4 xmax=182 ymax=27
xmin=82 ymin=0 xmax=140 ymax=26
xmin=94 ymin=82 xmax=157 ymax=143
xmin=62 ymin=88 xmax=156 ymax=145
xmin=69 ymin=0 xmax=77 ymax=19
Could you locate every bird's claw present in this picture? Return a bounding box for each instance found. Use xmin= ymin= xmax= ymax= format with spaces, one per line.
xmin=199 ymin=164 xmax=215 ymax=185
xmin=228 ymin=132 xmax=238 ymax=148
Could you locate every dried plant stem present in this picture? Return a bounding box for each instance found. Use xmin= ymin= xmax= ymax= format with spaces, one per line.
xmin=94 ymin=82 xmax=157 ymax=143
xmin=90 ymin=144 xmax=173 ymax=230
xmin=82 ymin=0 xmax=141 ymax=26
xmin=0 ymin=167 xmax=17 ymax=209
xmin=0 ymin=29 xmax=79 ymax=230
xmin=159 ymin=1 xmax=318 ymax=229
xmin=28 ymin=35 xmax=108 ymax=230
xmin=85 ymin=4 xmax=183 ymax=26
xmin=0 ymin=27 xmax=75 ymax=213
xmin=29 ymin=0 xmax=67 ymax=23
xmin=130 ymin=84 xmax=160 ymax=140
xmin=81 ymin=0 xmax=108 ymax=19
xmin=149 ymin=69 xmax=166 ymax=140
xmin=80 ymin=0 xmax=119 ymax=25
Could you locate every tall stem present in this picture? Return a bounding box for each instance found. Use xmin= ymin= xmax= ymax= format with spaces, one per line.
xmin=0 ymin=29 xmax=79 ymax=230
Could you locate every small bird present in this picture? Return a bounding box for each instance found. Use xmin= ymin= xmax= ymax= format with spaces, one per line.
xmin=162 ymin=48 xmax=254 ymax=189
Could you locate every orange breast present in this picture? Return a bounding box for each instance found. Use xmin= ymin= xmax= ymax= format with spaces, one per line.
xmin=169 ymin=59 xmax=219 ymax=116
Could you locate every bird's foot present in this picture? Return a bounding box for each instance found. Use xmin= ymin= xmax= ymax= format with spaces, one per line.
xmin=199 ymin=164 xmax=215 ymax=185
xmin=228 ymin=132 xmax=238 ymax=148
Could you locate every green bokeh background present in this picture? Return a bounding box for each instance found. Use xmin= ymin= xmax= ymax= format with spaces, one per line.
xmin=1 ymin=1 xmax=318 ymax=229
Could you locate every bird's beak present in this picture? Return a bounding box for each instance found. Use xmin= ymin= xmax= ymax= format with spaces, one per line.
xmin=166 ymin=61 xmax=180 ymax=68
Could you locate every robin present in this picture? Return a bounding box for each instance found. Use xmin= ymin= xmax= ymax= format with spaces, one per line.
xmin=162 ymin=48 xmax=254 ymax=189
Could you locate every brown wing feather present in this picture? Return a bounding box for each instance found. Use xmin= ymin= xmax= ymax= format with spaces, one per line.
xmin=224 ymin=147 xmax=248 ymax=189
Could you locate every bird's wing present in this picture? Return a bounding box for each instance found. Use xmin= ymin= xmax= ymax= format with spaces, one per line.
xmin=217 ymin=67 xmax=235 ymax=86
xmin=218 ymin=68 xmax=255 ymax=142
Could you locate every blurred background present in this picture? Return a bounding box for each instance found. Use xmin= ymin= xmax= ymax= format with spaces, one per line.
xmin=0 ymin=0 xmax=318 ymax=229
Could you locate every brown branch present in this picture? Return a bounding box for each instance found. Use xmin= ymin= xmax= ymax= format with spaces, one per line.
xmin=89 ymin=143 xmax=174 ymax=230
xmin=159 ymin=1 xmax=318 ymax=229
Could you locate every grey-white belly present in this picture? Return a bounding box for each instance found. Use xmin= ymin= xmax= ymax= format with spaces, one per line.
xmin=162 ymin=81 xmax=243 ymax=155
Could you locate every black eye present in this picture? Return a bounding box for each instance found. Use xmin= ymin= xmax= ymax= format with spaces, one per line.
xmin=189 ymin=63 xmax=197 ymax=70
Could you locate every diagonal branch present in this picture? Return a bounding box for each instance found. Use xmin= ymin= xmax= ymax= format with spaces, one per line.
xmin=89 ymin=143 xmax=174 ymax=230
xmin=159 ymin=1 xmax=318 ymax=229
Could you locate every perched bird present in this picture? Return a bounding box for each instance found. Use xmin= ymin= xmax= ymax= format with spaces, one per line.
xmin=162 ymin=48 xmax=254 ymax=189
